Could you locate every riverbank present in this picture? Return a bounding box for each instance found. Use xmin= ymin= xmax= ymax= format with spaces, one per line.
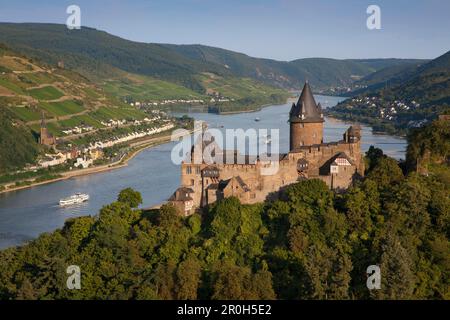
xmin=0 ymin=128 xmax=194 ymax=195
xmin=324 ymin=111 xmax=409 ymax=137
xmin=0 ymin=96 xmax=408 ymax=250
xmin=217 ymin=103 xmax=279 ymax=115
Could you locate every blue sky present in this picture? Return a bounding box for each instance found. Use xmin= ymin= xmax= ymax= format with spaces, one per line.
xmin=0 ymin=0 xmax=449 ymax=60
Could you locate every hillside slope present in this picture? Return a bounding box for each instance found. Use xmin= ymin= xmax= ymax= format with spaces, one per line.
xmin=163 ymin=43 xmax=425 ymax=89
xmin=0 ymin=109 xmax=40 ymax=173
xmin=327 ymin=50 xmax=450 ymax=134
xmin=0 ymin=44 xmax=153 ymax=168
xmin=352 ymin=50 xmax=450 ymax=105
xmin=387 ymin=51 xmax=450 ymax=105
xmin=0 ymin=23 xmax=427 ymax=92
xmin=0 ymin=23 xmax=226 ymax=92
xmin=349 ymin=63 xmax=425 ymax=95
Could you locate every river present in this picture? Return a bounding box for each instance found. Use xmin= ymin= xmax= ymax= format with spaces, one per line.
xmin=0 ymin=95 xmax=407 ymax=249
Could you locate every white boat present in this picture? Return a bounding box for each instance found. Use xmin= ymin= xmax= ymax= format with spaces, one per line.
xmin=254 ymin=117 xmax=260 ymax=122
xmin=59 ymin=193 xmax=90 ymax=206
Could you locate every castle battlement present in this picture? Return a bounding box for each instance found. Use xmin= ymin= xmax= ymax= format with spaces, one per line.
xmin=169 ymin=83 xmax=364 ymax=216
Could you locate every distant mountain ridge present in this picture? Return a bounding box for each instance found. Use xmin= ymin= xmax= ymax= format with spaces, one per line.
xmin=0 ymin=23 xmax=427 ymax=92
xmin=161 ymin=43 xmax=425 ymax=89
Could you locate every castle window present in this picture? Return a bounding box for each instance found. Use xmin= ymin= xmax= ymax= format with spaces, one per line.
xmin=186 ymin=166 xmax=192 ymax=174
xmin=191 ymin=179 xmax=195 ymax=186
xmin=330 ymin=163 xmax=339 ymax=174
xmin=195 ymin=166 xmax=201 ymax=174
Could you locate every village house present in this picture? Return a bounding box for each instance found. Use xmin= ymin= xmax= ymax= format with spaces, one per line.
xmin=74 ymin=156 xmax=93 ymax=169
xmin=168 ymin=187 xmax=195 ymax=216
xmin=39 ymin=113 xmax=56 ymax=146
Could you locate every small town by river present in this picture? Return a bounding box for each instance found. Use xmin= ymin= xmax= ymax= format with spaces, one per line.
xmin=0 ymin=95 xmax=407 ymax=249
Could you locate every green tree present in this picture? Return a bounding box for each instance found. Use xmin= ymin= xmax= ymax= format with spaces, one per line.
xmin=365 ymin=146 xmax=385 ymax=173
xmin=211 ymin=260 xmax=275 ymax=300
xmin=154 ymin=261 xmax=177 ymax=299
xmin=176 ymin=256 xmax=202 ymax=300
xmin=374 ymin=233 xmax=415 ymax=300
xmin=157 ymin=204 xmax=182 ymax=231
xmin=366 ymin=157 xmax=404 ymax=190
xmin=117 ymin=188 xmax=143 ymax=208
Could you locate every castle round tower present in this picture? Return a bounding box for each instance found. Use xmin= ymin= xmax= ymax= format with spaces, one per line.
xmin=289 ymin=82 xmax=324 ymax=150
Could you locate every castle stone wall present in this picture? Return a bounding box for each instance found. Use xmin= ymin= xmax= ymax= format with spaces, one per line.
xmin=179 ymin=138 xmax=363 ymax=209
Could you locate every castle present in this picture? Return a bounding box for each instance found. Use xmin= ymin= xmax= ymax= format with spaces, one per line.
xmin=169 ymin=82 xmax=364 ymax=216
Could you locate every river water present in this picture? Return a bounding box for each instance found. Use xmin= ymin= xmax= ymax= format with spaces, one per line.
xmin=0 ymin=96 xmax=406 ymax=249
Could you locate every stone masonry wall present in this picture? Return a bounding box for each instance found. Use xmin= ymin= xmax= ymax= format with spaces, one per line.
xmin=180 ymin=138 xmax=363 ymax=208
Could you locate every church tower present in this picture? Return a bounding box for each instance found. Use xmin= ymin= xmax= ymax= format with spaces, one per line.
xmin=289 ymin=82 xmax=324 ymax=151
xmin=39 ymin=112 xmax=55 ymax=146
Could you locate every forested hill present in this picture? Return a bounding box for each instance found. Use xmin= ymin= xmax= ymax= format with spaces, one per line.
xmin=385 ymin=50 xmax=450 ymax=105
xmin=327 ymin=50 xmax=450 ymax=134
xmin=0 ymin=109 xmax=40 ymax=173
xmin=349 ymin=50 xmax=450 ymax=104
xmin=0 ymin=23 xmax=426 ymax=91
xmin=161 ymin=44 xmax=415 ymax=89
xmin=0 ymin=120 xmax=448 ymax=300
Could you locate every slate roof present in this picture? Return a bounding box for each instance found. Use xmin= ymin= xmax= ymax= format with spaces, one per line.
xmin=218 ymin=176 xmax=250 ymax=192
xmin=289 ymin=82 xmax=324 ymax=123
xmin=168 ymin=187 xmax=195 ymax=201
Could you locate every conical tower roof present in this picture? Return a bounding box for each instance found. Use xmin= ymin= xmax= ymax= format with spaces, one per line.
xmin=289 ymin=82 xmax=324 ymax=123
xmin=40 ymin=111 xmax=46 ymax=128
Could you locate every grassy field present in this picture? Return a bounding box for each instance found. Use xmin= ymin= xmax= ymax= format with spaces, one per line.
xmin=39 ymin=100 xmax=85 ymax=117
xmin=19 ymin=72 xmax=57 ymax=85
xmin=58 ymin=114 xmax=103 ymax=129
xmin=197 ymin=73 xmax=288 ymax=100
xmin=103 ymin=72 xmax=289 ymax=110
xmin=103 ymin=75 xmax=205 ymax=101
xmin=0 ymin=55 xmax=35 ymax=72
xmin=0 ymin=77 xmax=26 ymax=94
xmin=83 ymin=87 xmax=102 ymax=99
xmin=28 ymin=85 xmax=64 ymax=100
xmin=90 ymin=106 xmax=147 ymax=121
xmin=10 ymin=106 xmax=41 ymax=121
